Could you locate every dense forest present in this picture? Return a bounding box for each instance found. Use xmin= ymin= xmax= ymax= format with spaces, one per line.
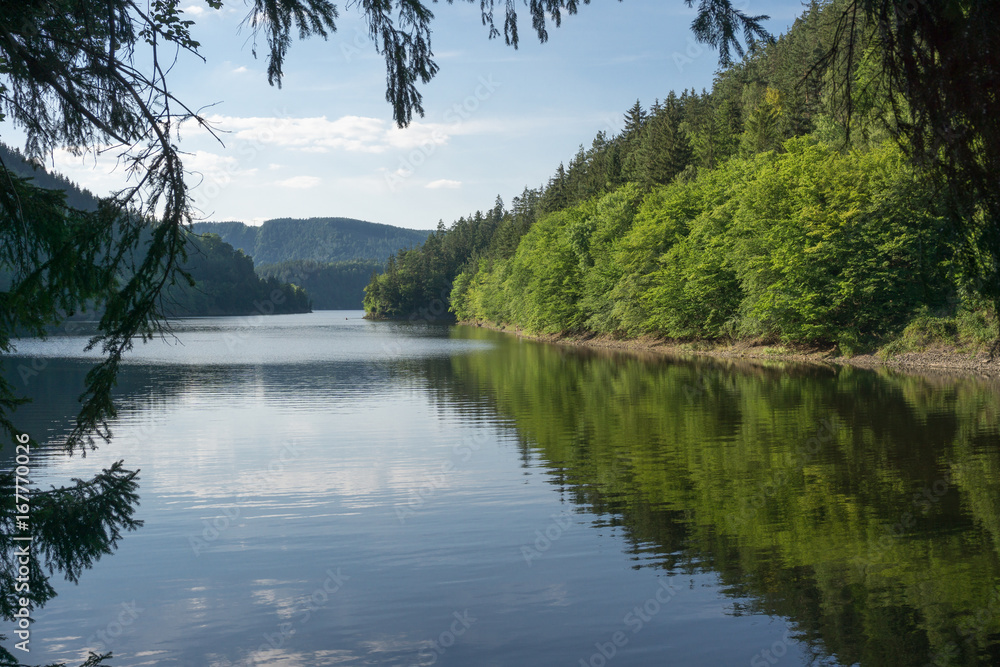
xmin=0 ymin=146 xmax=310 ymax=318
xmin=0 ymin=143 xmax=100 ymax=211
xmin=193 ymin=217 xmax=431 ymax=309
xmin=192 ymin=218 xmax=430 ymax=265
xmin=46 ymin=233 xmax=313 ymax=320
xmin=0 ymin=147 xmax=405 ymax=313
xmin=256 ymin=259 xmax=381 ymax=310
xmin=166 ymin=234 xmax=311 ymax=316
xmin=364 ymin=0 xmax=997 ymax=353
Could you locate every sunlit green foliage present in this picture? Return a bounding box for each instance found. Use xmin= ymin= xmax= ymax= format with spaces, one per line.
xmin=365 ymin=197 xmax=518 ymax=320
xmin=454 ymin=139 xmax=958 ymax=349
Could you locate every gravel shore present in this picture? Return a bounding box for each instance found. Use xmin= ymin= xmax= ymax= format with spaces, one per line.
xmin=460 ymin=321 xmax=1000 ymax=378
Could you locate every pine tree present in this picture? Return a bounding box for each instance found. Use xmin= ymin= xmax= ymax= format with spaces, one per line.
xmin=740 ymin=86 xmax=785 ymax=155
xmin=592 ymin=133 xmax=625 ymax=193
xmin=692 ymin=98 xmax=741 ymax=169
xmin=623 ymin=100 xmax=647 ymax=140
xmin=638 ymin=92 xmax=694 ymax=186
xmin=620 ymin=100 xmax=648 ymax=182
xmin=541 ymin=163 xmax=570 ymax=212
xmin=565 ymin=145 xmax=592 ymax=203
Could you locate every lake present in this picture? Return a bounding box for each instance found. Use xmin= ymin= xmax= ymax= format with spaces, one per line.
xmin=4 ymin=310 xmax=1000 ymax=666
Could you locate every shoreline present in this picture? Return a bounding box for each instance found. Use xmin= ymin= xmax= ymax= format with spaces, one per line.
xmin=459 ymin=321 xmax=1000 ymax=378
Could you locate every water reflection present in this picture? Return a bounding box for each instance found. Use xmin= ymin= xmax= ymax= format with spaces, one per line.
xmin=3 ymin=316 xmax=999 ymax=666
xmin=1 ymin=460 xmax=142 ymax=665
xmin=442 ymin=326 xmax=1000 ymax=666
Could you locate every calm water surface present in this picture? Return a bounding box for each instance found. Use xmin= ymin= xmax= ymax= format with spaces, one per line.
xmin=4 ymin=311 xmax=1000 ymax=666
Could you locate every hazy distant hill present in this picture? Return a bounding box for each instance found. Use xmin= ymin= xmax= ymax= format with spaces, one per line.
xmin=191 ymin=218 xmax=431 ymax=265
xmin=1 ymin=143 xmax=422 ymax=310
xmin=0 ymin=142 xmax=100 ymax=211
xmin=256 ymin=259 xmax=382 ymax=310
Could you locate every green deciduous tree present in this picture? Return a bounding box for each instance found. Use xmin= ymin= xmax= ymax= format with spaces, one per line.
xmin=452 ymin=138 xmax=961 ymax=349
xmin=820 ymin=0 xmax=1000 ymax=327
xmin=369 ymin=0 xmax=1000 ymax=352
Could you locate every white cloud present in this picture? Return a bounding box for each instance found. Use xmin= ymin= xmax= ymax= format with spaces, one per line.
xmin=45 ymin=148 xmax=127 ymax=196
xmin=384 ymin=123 xmax=449 ymax=150
xmin=232 ymin=66 xmax=249 ymax=74
xmin=185 ymin=150 xmax=257 ymax=183
xmin=201 ymin=114 xmax=453 ymax=154
xmin=425 ymin=179 xmax=461 ymax=190
xmin=185 ymin=150 xmax=237 ymax=173
xmin=182 ymin=1 xmax=236 ymax=17
xmin=275 ymin=176 xmax=321 ymax=189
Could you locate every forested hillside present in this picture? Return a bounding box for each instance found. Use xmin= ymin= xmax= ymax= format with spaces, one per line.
xmin=0 ymin=145 xmax=419 ymax=312
xmin=0 ymin=146 xmax=310 ymax=318
xmin=363 ymin=0 xmax=997 ymax=353
xmin=0 ymin=142 xmax=100 ymax=211
xmin=166 ymin=234 xmax=311 ymax=316
xmin=191 ymin=217 xmax=430 ymax=309
xmin=256 ymin=259 xmax=381 ymax=310
xmin=192 ymin=217 xmax=430 ymax=265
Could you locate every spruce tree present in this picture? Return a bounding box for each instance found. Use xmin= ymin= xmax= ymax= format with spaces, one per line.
xmin=621 ymin=101 xmax=648 ymax=184
xmin=692 ymin=99 xmax=741 ymax=169
xmin=638 ymin=92 xmax=694 ymax=186
xmin=740 ymin=87 xmax=785 ymax=155
xmin=623 ymin=100 xmax=648 ymax=140
xmin=540 ymin=163 xmax=570 ymax=213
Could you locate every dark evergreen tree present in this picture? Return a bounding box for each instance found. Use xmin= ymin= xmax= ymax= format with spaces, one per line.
xmin=638 ymin=92 xmax=694 ymax=186
xmin=255 ymin=258 xmax=383 ymax=309
xmin=623 ymin=99 xmax=647 ymax=140
xmin=540 ymin=163 xmax=570 ymax=213
xmin=620 ymin=100 xmax=649 ymax=183
xmin=740 ymin=86 xmax=786 ymax=155
xmin=691 ymin=98 xmax=741 ymax=169
xmin=581 ymin=131 xmax=619 ymax=196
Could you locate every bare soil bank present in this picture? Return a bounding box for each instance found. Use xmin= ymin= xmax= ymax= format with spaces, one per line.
xmin=461 ymin=321 xmax=1000 ymax=378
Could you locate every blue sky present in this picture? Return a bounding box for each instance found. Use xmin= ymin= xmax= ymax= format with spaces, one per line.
xmin=4 ymin=0 xmax=802 ymax=230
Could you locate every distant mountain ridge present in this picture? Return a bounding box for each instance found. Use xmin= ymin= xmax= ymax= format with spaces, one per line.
xmin=192 ymin=218 xmax=431 ymax=265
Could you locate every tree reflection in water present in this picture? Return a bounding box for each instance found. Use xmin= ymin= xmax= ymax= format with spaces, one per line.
xmin=437 ymin=326 xmax=1000 ymax=666
xmin=1 ymin=461 xmax=142 ymax=666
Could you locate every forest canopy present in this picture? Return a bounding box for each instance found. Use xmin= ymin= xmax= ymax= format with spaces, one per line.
xmin=365 ymin=0 xmax=1000 ymax=356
